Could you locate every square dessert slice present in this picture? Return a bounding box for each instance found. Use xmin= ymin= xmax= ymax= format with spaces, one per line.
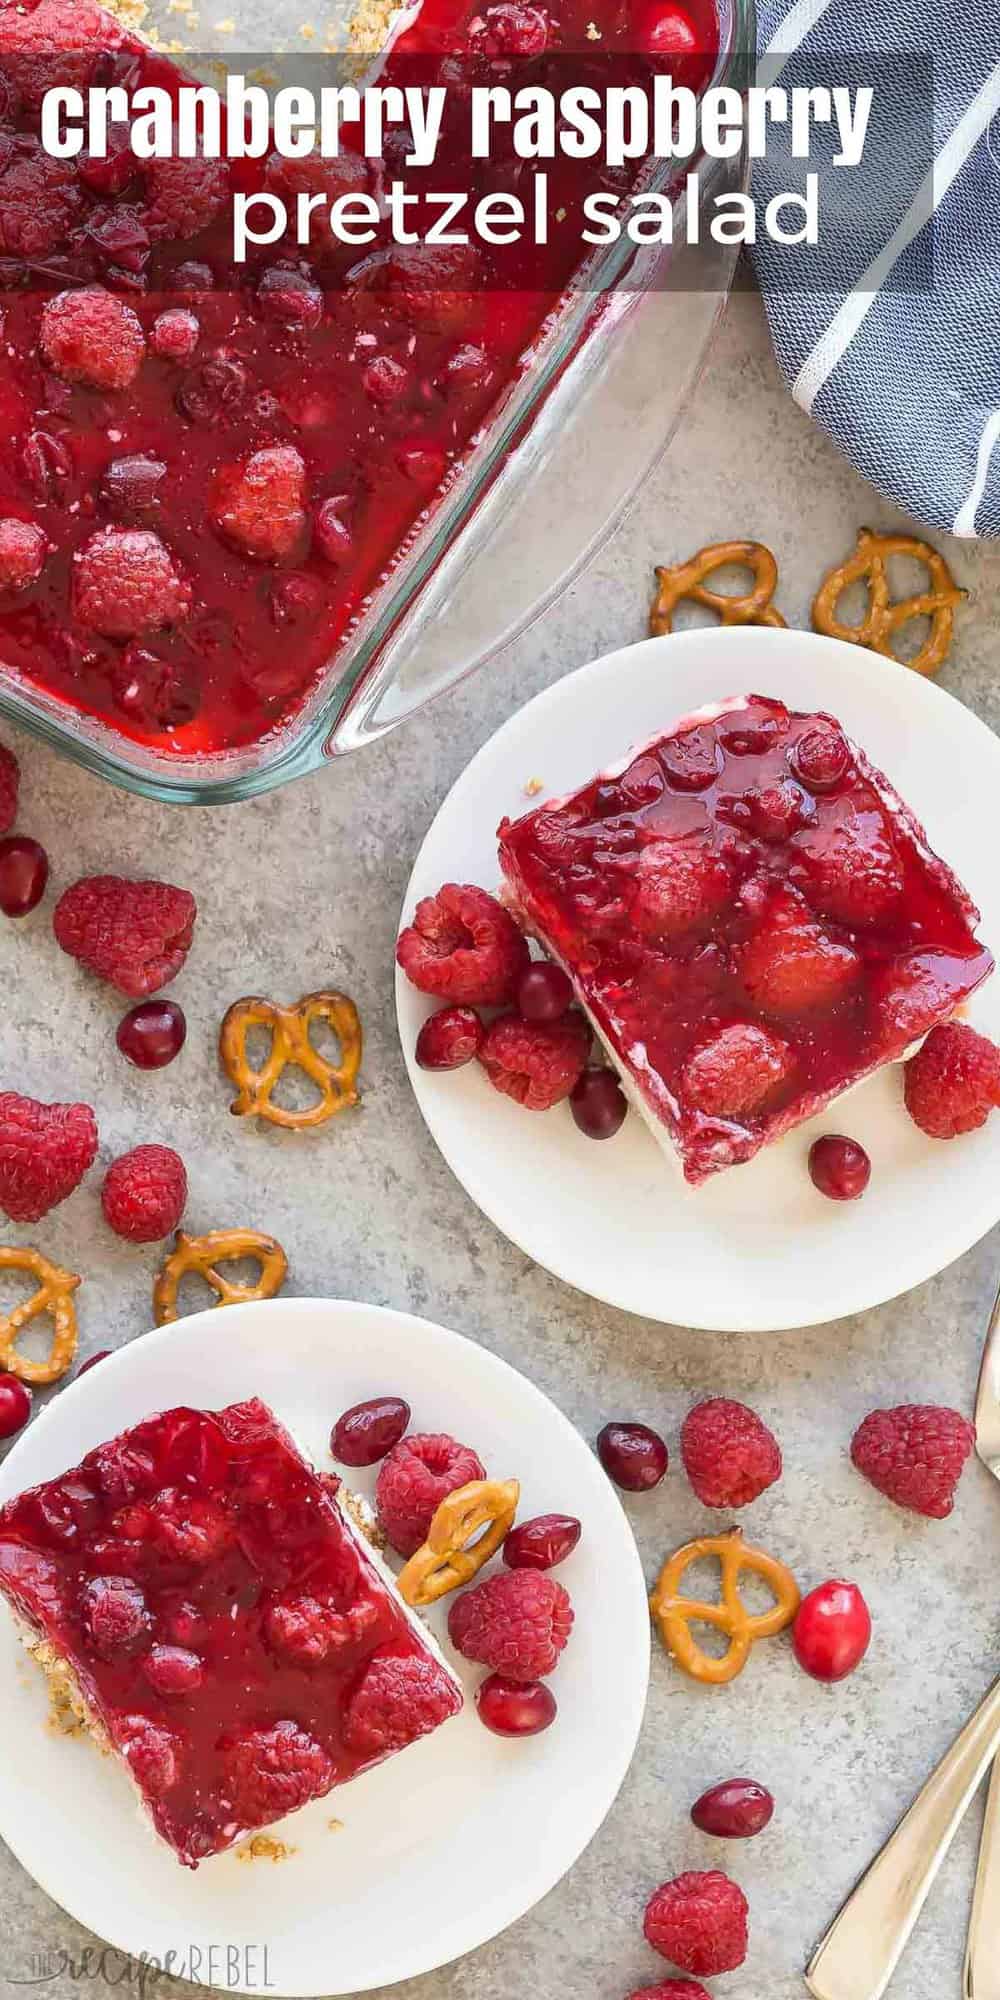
xmin=497 ymin=694 xmax=994 ymax=1184
xmin=0 ymin=1399 xmax=462 ymax=1866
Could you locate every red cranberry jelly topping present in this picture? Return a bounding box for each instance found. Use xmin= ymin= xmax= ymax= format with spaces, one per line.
xmin=0 ymin=0 xmax=718 ymax=758
xmin=498 ymin=696 xmax=994 ymax=1184
xmin=0 ymin=1399 xmax=461 ymax=1865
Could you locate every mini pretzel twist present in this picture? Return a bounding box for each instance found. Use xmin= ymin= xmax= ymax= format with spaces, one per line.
xmin=220 ymin=991 xmax=362 ymax=1131
xmin=650 ymin=540 xmax=787 ymax=636
xmin=649 ymin=1528 xmax=800 ymax=1686
xmin=397 ymin=1477 xmax=521 ymax=1607
xmin=812 ymin=528 xmax=966 ymax=678
xmin=0 ymin=1246 xmax=81 ymax=1385
xmin=153 ymin=1228 xmax=288 ymax=1327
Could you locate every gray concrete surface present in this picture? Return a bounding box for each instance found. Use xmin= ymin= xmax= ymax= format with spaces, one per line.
xmin=3 ymin=288 xmax=1000 ymax=2000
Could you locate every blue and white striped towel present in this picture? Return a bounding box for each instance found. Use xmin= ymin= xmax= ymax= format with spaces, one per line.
xmin=750 ymin=0 xmax=1000 ymax=537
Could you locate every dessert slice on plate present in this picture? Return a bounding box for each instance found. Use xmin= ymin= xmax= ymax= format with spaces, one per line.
xmin=498 ymin=694 xmax=994 ymax=1184
xmin=0 ymin=1399 xmax=462 ymax=1866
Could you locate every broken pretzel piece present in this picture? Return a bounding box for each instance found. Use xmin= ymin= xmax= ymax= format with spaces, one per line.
xmin=650 ymin=540 xmax=787 ymax=636
xmin=0 ymin=1245 xmax=80 ymax=1385
xmin=397 ymin=1477 xmax=521 ymax=1607
xmin=220 ymin=990 xmax=362 ymax=1130
xmin=812 ymin=527 xmax=965 ymax=678
xmin=649 ymin=1527 xmax=800 ymax=1686
xmin=153 ymin=1228 xmax=288 ymax=1326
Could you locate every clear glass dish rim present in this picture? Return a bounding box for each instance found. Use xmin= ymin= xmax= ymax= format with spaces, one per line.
xmin=0 ymin=0 xmax=756 ymax=805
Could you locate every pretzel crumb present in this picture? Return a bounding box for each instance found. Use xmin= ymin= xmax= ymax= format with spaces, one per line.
xmin=328 ymin=1818 xmax=345 ymax=1833
xmin=524 ymin=776 xmax=544 ymax=797
xmin=236 ymin=1836 xmax=296 ymax=1864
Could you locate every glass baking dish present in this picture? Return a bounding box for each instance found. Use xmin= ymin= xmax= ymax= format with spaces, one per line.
xmin=0 ymin=0 xmax=754 ymax=802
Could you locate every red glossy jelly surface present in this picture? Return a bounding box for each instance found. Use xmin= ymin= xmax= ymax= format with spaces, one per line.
xmin=0 ymin=1399 xmax=462 ymax=1865
xmin=498 ymin=695 xmax=995 ymax=1183
xmin=0 ymin=0 xmax=717 ymax=758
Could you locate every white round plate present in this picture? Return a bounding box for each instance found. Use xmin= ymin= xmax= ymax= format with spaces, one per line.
xmin=397 ymin=628 xmax=1000 ymax=1330
xmin=0 ymin=1299 xmax=649 ymax=1995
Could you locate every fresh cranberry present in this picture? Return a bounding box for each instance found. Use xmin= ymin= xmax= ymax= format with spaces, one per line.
xmin=78 ymin=1350 xmax=111 ymax=1377
xmin=597 ymin=1420 xmax=668 ymax=1491
xmin=445 ymin=343 xmax=492 ymax=394
xmin=517 ymin=961 xmax=573 ymax=1023
xmin=396 ymin=442 xmax=447 ymax=485
xmin=503 ymin=1513 xmax=581 ymax=1570
xmin=809 ymin=1135 xmax=871 ymax=1201
xmin=0 ymin=1374 xmax=31 ymax=1440
xmin=150 ymin=308 xmax=200 ymax=363
xmin=416 ymin=1005 xmax=485 ymax=1070
xmin=110 ymin=649 xmax=198 ymax=731
xmin=144 ymin=1644 xmax=206 ymax=1695
xmin=0 ymin=836 xmax=48 ymax=916
xmin=174 ymin=260 xmax=214 ymax=293
xmin=571 ymin=1067 xmax=628 ymax=1140
xmin=793 ymin=1580 xmax=872 ymax=1683
xmin=116 ymin=999 xmax=187 ymax=1069
xmin=314 ymin=497 xmax=353 ymax=563
xmin=101 ymin=454 xmax=168 ymax=515
xmin=636 ymin=1 xmax=699 ymax=58
xmin=363 ymin=354 xmax=411 ymax=404
xmin=176 ymin=354 xmax=248 ymax=426
xmin=791 ymin=726 xmax=852 ymax=794
xmin=331 ymin=1396 xmax=411 ymax=1467
xmin=256 ymin=265 xmax=324 ymax=329
xmin=691 ymin=1779 xmax=775 ymax=1838
xmin=476 ymin=1674 xmax=557 ymax=1736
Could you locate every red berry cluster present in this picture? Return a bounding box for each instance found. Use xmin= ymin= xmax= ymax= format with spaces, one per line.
xmin=397 ymin=881 xmax=628 ymax=1133
xmin=329 ymin=1389 xmax=583 ymax=1739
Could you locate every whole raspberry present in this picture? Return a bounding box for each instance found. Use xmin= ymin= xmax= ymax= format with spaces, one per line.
xmin=0 ymin=517 xmax=47 ymax=591
xmin=343 ymin=1653 xmax=462 ymax=1757
xmin=626 ymin=1986 xmax=713 ymax=2000
xmin=0 ymin=740 xmax=19 ymax=834
xmin=145 ymin=151 xmax=231 ymax=240
xmin=222 ymin=1721 xmax=333 ymax=1825
xmin=146 ymin=1490 xmax=232 ymax=1564
xmin=39 ymin=286 xmax=146 ymax=392
xmin=264 ymin=1593 xmax=379 ymax=1666
xmin=144 ymin=1645 xmax=205 ymax=1695
xmin=210 ymin=445 xmax=309 ymax=563
xmin=101 ymin=1144 xmax=187 ymax=1243
xmin=851 ymin=1404 xmax=976 ymax=1519
xmin=794 ymin=813 xmax=904 ymax=928
xmin=415 ymin=1005 xmax=485 ymax=1070
xmin=740 ymin=779 xmax=812 ymax=842
xmin=0 ymin=142 xmax=83 ymax=257
xmin=681 ymin=1022 xmax=795 ymax=1118
xmin=80 ymin=1576 xmax=150 ymax=1658
xmin=479 ymin=1011 xmax=590 ymax=1111
xmin=903 ymin=1022 xmax=1000 ymax=1139
xmin=448 ymin=1569 xmax=574 ymax=1679
xmin=53 ymin=875 xmax=196 ymax=996
xmin=631 ymin=837 xmax=733 ymax=938
xmin=119 ymin=1716 xmax=180 ymax=1798
xmin=681 ymin=1398 xmax=782 ymax=1508
xmin=72 ymin=528 xmax=191 ymax=641
xmin=397 ymin=883 xmax=529 ymax=1006
xmin=376 ymin=1432 xmax=486 ymax=1556
xmin=736 ymin=888 xmax=860 ymax=1016
xmin=0 ymin=1092 xmax=98 ymax=1222
xmin=644 ymin=1872 xmax=749 ymax=1976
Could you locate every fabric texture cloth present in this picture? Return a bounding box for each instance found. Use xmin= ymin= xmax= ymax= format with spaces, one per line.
xmin=750 ymin=0 xmax=1000 ymax=537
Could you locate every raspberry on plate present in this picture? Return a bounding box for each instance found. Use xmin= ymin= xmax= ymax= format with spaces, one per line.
xmin=680 ymin=1022 xmax=795 ymax=1118
xmin=643 ymin=1871 xmax=749 ymax=1976
xmin=53 ymin=874 xmax=196 ymax=996
xmin=478 ymin=1011 xmax=591 ymax=1110
xmin=850 ymin=1404 xmax=976 ymax=1518
xmin=397 ymin=883 xmax=529 ymax=1006
xmin=680 ymin=1398 xmax=782 ymax=1508
xmin=497 ymin=695 xmax=994 ymax=1185
xmin=39 ymin=286 xmax=146 ymax=391
xmin=0 ymin=1091 xmax=98 ymax=1223
xmin=209 ymin=445 xmax=309 ymax=564
xmin=415 ymin=1005 xmax=485 ymax=1071
xmin=101 ymin=1145 xmax=188 ymax=1243
xmin=0 ymin=517 xmax=48 ymax=592
xmin=375 ymin=1432 xmax=486 ymax=1557
xmin=447 ymin=1568 xmax=574 ymax=1680
xmin=0 ymin=741 xmax=19 ymax=833
xmin=72 ymin=529 xmax=192 ymax=639
xmin=0 ymin=1399 xmax=462 ymax=1866
xmin=903 ymin=1022 xmax=1000 ymax=1139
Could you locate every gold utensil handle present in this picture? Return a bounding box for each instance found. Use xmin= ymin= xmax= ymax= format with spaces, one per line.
xmin=966 ymin=1757 xmax=1000 ymax=1999
xmin=806 ymin=1676 xmax=1000 ymax=2000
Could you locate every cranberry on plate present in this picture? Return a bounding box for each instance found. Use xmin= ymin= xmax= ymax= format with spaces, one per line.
xmin=503 ymin=1513 xmax=581 ymax=1570
xmin=331 ymin=1396 xmax=411 ymax=1467
xmin=517 ymin=960 xmax=573 ymax=1023
xmin=476 ymin=1673 xmax=557 ymax=1736
xmin=571 ymin=1066 xmax=628 ymax=1139
xmin=793 ymin=1579 xmax=872 ymax=1682
xmin=809 ymin=1134 xmax=871 ymax=1201
xmin=597 ymin=1420 xmax=668 ymax=1491
xmin=0 ymin=1374 xmax=31 ymax=1440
